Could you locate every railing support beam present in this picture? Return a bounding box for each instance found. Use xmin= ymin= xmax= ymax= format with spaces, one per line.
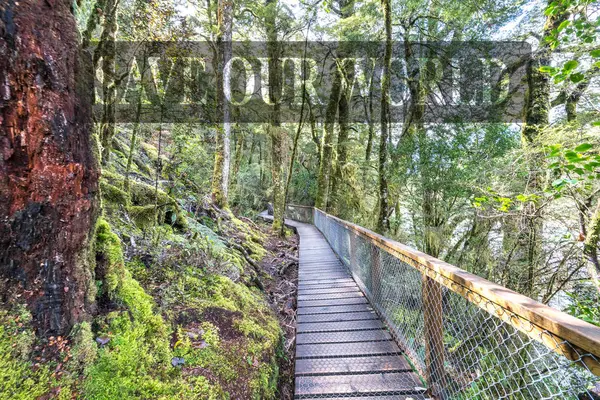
xmin=423 ymin=275 xmax=446 ymax=400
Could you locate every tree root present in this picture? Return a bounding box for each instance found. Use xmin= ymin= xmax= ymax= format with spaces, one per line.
xmin=221 ymin=237 xmax=265 ymax=291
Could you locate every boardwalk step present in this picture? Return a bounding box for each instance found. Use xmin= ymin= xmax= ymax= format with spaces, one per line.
xmin=297 ymin=319 xmax=384 ymax=333
xmin=298 ymin=291 xmax=364 ymax=301
xmin=298 ymin=396 xmax=426 ymax=400
xmin=298 ymin=287 xmax=360 ymax=295
xmin=297 ymin=297 xmax=368 ymax=307
xmin=297 ymin=304 xmax=374 ymax=315
xmin=298 ymin=271 xmax=350 ymax=277
xmin=296 ymin=329 xmax=392 ymax=344
xmin=297 ymin=282 xmax=358 ymax=290
xmin=296 ymin=340 xmax=401 ymax=358
xmin=298 ymin=269 xmax=348 ymax=275
xmin=299 ymin=261 xmax=343 ymax=266
xmin=295 ymin=372 xmax=425 ymax=397
xmin=297 ymin=311 xmax=377 ymax=323
xmin=295 ymin=355 xmax=412 ymax=375
xmin=299 ymin=275 xmax=353 ymax=282
xmin=297 ymin=278 xmax=355 ymax=286
xmin=298 ymin=267 xmax=346 ymax=273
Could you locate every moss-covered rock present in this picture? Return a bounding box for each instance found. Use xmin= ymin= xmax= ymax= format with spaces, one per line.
xmin=100 ymin=179 xmax=129 ymax=205
xmin=127 ymin=205 xmax=158 ymax=230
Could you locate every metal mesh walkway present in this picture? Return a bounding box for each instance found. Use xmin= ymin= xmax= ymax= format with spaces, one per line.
xmin=292 ymin=221 xmax=427 ymax=399
xmin=261 ymin=207 xmax=600 ymax=399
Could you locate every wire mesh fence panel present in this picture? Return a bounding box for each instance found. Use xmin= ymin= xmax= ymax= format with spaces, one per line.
xmin=311 ymin=208 xmax=600 ymax=400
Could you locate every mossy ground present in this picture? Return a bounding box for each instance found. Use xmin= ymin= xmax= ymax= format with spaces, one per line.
xmin=0 ymin=129 xmax=285 ymax=399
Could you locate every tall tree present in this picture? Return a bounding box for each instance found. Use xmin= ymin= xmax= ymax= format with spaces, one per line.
xmin=328 ymin=0 xmax=356 ymax=218
xmin=0 ymin=0 xmax=98 ymax=335
xmin=377 ymin=0 xmax=392 ymax=233
xmin=265 ymin=0 xmax=287 ymax=235
xmin=315 ymin=71 xmax=342 ymax=210
xmin=211 ymin=0 xmax=233 ymax=208
xmin=513 ymin=2 xmax=568 ymax=295
xmin=98 ymin=0 xmax=119 ymax=165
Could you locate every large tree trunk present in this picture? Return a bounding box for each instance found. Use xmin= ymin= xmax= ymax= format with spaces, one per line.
xmin=211 ymin=0 xmax=233 ymax=208
xmin=0 ymin=0 xmax=99 ymax=335
xmin=328 ymin=61 xmax=351 ymax=217
xmin=377 ymin=0 xmax=392 ymax=234
xmin=328 ymin=1 xmax=355 ymax=217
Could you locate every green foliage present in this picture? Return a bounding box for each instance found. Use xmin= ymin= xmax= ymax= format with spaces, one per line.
xmin=546 ymin=143 xmax=600 ymax=197
xmin=473 ymin=141 xmax=599 ymax=210
xmin=565 ymin=291 xmax=600 ymax=326
xmin=541 ymin=0 xmax=599 ymax=126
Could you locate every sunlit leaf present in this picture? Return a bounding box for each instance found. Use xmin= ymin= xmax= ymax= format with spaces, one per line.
xmin=574 ymin=143 xmax=592 ymax=152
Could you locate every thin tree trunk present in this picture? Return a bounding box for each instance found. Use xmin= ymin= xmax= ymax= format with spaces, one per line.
xmin=248 ymin=132 xmax=256 ymax=165
xmin=284 ymin=16 xmax=313 ymax=204
xmin=364 ymin=69 xmax=375 ymax=167
xmin=307 ymin=93 xmax=321 ymax=167
xmin=377 ymin=0 xmax=392 ymax=234
xmin=266 ymin=0 xmax=286 ymax=236
xmin=124 ymin=94 xmax=143 ymax=193
xmin=231 ymin=126 xmax=245 ymax=189
xmin=99 ymin=0 xmax=119 ymax=165
xmin=124 ymin=54 xmax=147 ymax=192
xmin=211 ymin=0 xmax=233 ymax=208
xmin=0 ymin=0 xmax=99 ymax=335
xmin=584 ymin=200 xmax=600 ymax=291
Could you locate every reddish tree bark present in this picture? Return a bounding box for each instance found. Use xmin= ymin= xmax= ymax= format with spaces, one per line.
xmin=0 ymin=0 xmax=98 ymax=335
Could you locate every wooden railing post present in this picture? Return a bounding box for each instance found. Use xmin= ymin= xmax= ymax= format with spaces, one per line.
xmin=423 ymin=275 xmax=445 ymax=399
xmin=349 ymin=231 xmax=356 ymax=270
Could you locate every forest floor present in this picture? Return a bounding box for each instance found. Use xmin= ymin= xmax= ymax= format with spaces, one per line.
xmin=0 ymin=125 xmax=301 ymax=400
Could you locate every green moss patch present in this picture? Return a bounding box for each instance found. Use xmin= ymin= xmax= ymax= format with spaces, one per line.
xmin=0 ymin=308 xmax=53 ymax=400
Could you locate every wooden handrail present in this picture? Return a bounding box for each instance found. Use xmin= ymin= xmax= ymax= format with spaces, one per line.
xmin=294 ymin=205 xmax=600 ymax=376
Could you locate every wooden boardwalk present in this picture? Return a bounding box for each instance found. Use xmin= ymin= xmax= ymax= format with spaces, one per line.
xmin=261 ymin=212 xmax=426 ymax=399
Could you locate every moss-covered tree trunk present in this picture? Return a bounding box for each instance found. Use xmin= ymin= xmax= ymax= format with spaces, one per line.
xmin=0 ymin=0 xmax=99 ymax=335
xmin=364 ymin=69 xmax=375 ymax=181
xmin=315 ymin=72 xmax=342 ymax=211
xmin=516 ymin=6 xmax=565 ymax=296
xmin=124 ymin=82 xmax=144 ymax=193
xmin=266 ymin=0 xmax=286 ymax=235
xmin=99 ymin=0 xmax=119 ymax=165
xmin=377 ymin=0 xmax=392 ymax=234
xmin=584 ymin=200 xmax=600 ymax=292
xmin=211 ymin=0 xmax=233 ymax=208
xmin=230 ymin=126 xmax=245 ymax=191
